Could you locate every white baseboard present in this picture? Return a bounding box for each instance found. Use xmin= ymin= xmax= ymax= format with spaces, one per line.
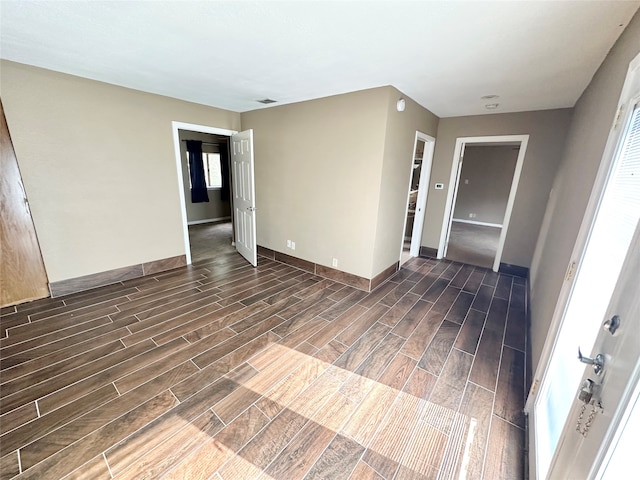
xmin=187 ymin=216 xmax=231 ymax=226
xmin=452 ymin=218 xmax=503 ymax=228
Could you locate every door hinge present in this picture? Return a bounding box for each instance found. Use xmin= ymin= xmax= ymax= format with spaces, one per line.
xmin=566 ymin=261 xmax=577 ymax=282
xmin=614 ymin=105 xmax=624 ymax=129
xmin=529 ymin=379 xmax=540 ymax=397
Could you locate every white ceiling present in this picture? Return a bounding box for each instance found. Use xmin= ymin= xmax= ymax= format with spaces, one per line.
xmin=1 ymin=1 xmax=638 ymax=117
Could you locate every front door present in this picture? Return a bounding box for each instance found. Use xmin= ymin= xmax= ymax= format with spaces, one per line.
xmin=549 ymin=221 xmax=640 ymax=478
xmin=528 ymin=53 xmax=640 ymax=479
xmin=230 ymin=129 xmax=257 ymax=266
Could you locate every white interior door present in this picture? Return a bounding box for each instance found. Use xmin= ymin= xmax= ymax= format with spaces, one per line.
xmin=231 ymin=129 xmax=257 ymax=267
xmin=527 ymin=54 xmax=640 ymax=480
xmin=409 ymin=135 xmax=435 ymax=257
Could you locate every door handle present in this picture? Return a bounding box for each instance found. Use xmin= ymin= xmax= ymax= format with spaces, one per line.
xmin=247 ymin=206 xmax=256 ymax=212
xmin=578 ymin=347 xmax=605 ymax=375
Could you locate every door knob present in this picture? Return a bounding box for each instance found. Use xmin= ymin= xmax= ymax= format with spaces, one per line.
xmin=578 ymin=348 xmax=605 ymax=375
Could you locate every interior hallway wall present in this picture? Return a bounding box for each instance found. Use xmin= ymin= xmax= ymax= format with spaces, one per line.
xmin=453 ymin=145 xmax=519 ymax=225
xmin=421 ymin=108 xmax=573 ymax=269
xmin=529 ymin=10 xmax=640 ymax=374
xmin=1 ymin=60 xmax=240 ymax=283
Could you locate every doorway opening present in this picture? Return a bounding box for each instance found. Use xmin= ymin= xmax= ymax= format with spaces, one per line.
xmin=171 ymin=122 xmax=238 ymax=265
xmin=400 ymin=132 xmax=435 ymax=265
xmin=437 ymin=135 xmax=528 ymax=271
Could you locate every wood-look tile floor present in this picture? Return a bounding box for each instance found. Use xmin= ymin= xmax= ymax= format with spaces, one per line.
xmin=0 ymin=253 xmax=527 ymax=480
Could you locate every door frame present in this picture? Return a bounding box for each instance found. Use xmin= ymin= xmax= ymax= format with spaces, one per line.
xmin=436 ymin=134 xmax=529 ymax=271
xmin=400 ymin=131 xmax=436 ymax=262
xmin=171 ymin=121 xmax=238 ymax=265
xmin=525 ymin=52 xmax=640 ymax=480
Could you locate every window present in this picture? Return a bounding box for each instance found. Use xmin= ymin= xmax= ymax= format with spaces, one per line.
xmin=202 ymin=153 xmax=222 ymax=189
xmin=187 ymin=152 xmax=222 ymax=189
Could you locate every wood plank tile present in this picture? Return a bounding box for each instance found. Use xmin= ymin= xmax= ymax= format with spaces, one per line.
xmin=334 ymin=322 xmax=390 ymax=372
xmin=391 ymin=299 xmax=433 ymax=338
xmin=219 ymin=373 xmax=342 ymax=478
xmin=1 ymin=339 xmax=125 ymax=398
xmin=1 ymin=384 xmax=119 ymax=456
xmin=494 ymin=274 xmax=513 ymax=300
xmin=272 ymin=297 xmax=335 ymax=339
xmin=162 ymin=406 xmax=270 ymax=480
xmin=365 ymin=393 xmax=423 ymax=478
xmin=468 ymin=299 xmax=508 ymax=392
xmin=445 ymin=291 xmax=474 ymax=324
xmin=0 ymin=451 xmax=20 ymax=480
xmin=36 ymin=338 xmax=182 ymax=415
xmin=454 ymin=309 xmax=486 ymax=354
xmin=482 ymin=270 xmax=498 ymax=287
xmin=62 ymin=455 xmax=111 ymax=480
xmin=19 ymin=390 xmax=178 ymax=478
xmin=422 ymin=278 xmax=449 ymax=303
xmin=0 ymin=401 xmax=37 ymax=436
xmin=228 ymin=295 xmax=302 ymax=333
xmin=340 ymin=382 xmax=398 ymax=446
xmin=336 ymin=304 xmax=388 ymax=346
xmin=313 ymin=339 xmax=349 ymax=365
xmin=358 ymin=281 xmax=397 ymax=308
xmin=494 ymin=346 xmax=526 ymax=428
xmin=431 ymin=286 xmax=461 ymax=315
xmin=450 ymin=382 xmax=494 ymax=480
xmin=379 ymin=280 xmax=415 ymax=307
xmin=470 ymin=284 xmax=494 ymax=313
xmin=401 ymin=310 xmax=444 ymax=360
xmin=0 ymin=316 xmax=133 ymax=369
xmin=409 ymin=273 xmax=439 ymax=296
xmin=418 ymin=320 xmax=461 ymax=376
xmin=396 ymin=420 xmax=447 ymax=479
xmin=1 ymin=320 xmax=132 ymax=374
xmin=255 ymin=354 xmax=329 ymax=419
xmin=349 ymin=461 xmax=385 ymax=480
xmin=450 ymin=264 xmax=474 ymax=289
xmin=378 ymin=353 xmax=416 ymax=391
xmin=107 ymin=409 xmax=224 ymax=478
xmin=193 ymin=315 xmax=284 ymax=369
xmin=354 ymin=333 xmax=405 ymax=381
xmin=18 ymin=362 xmax=196 ymax=467
xmin=504 ymin=304 xmax=526 ymax=352
xmin=318 ymin=289 xmax=368 ymax=321
xmin=482 ymin=416 xmax=525 ymax=480
xmin=303 ymin=434 xmax=364 ymax=480
xmin=308 ymin=304 xmax=367 ymax=349
xmin=403 ymin=367 xmax=437 ymax=401
xmin=263 ymin=393 xmax=354 ymax=480
xmin=378 ymin=292 xmax=420 ymax=328
xmin=461 ymin=269 xmax=484 ymax=294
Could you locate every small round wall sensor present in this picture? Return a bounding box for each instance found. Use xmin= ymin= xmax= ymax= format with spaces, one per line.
xmin=396 ymin=98 xmax=406 ymax=112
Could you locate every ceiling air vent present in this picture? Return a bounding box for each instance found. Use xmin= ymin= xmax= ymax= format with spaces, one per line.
xmin=257 ymin=98 xmax=277 ymax=104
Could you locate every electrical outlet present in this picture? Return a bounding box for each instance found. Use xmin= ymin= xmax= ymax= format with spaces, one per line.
xmin=291 ymin=241 xmax=296 ymax=250
xmin=469 ymin=213 xmax=477 ymax=218
xmin=286 ymin=240 xmax=291 ymax=248
xmin=332 ymin=258 xmax=338 ymax=268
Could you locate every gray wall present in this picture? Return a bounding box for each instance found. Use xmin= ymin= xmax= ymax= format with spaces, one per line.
xmin=529 ymin=11 xmax=640 ymax=374
xmin=1 ymin=60 xmax=240 ymax=283
xmin=453 ymin=145 xmax=519 ymax=225
xmin=178 ymin=129 xmax=231 ymax=223
xmin=421 ymin=108 xmax=573 ymax=268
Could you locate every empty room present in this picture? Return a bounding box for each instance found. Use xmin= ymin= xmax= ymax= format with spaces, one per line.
xmin=1 ymin=2 xmax=640 ymax=479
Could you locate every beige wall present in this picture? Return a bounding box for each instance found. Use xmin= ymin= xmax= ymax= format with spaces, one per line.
xmin=1 ymin=60 xmax=240 ymax=282
xmin=372 ymin=88 xmax=439 ymax=276
xmin=241 ymin=87 xmax=390 ymax=279
xmin=529 ymin=11 xmax=640 ymax=374
xmin=422 ymin=108 xmax=573 ymax=268
xmin=178 ymin=129 xmax=231 ymax=223
xmin=453 ymin=145 xmax=518 ymax=225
